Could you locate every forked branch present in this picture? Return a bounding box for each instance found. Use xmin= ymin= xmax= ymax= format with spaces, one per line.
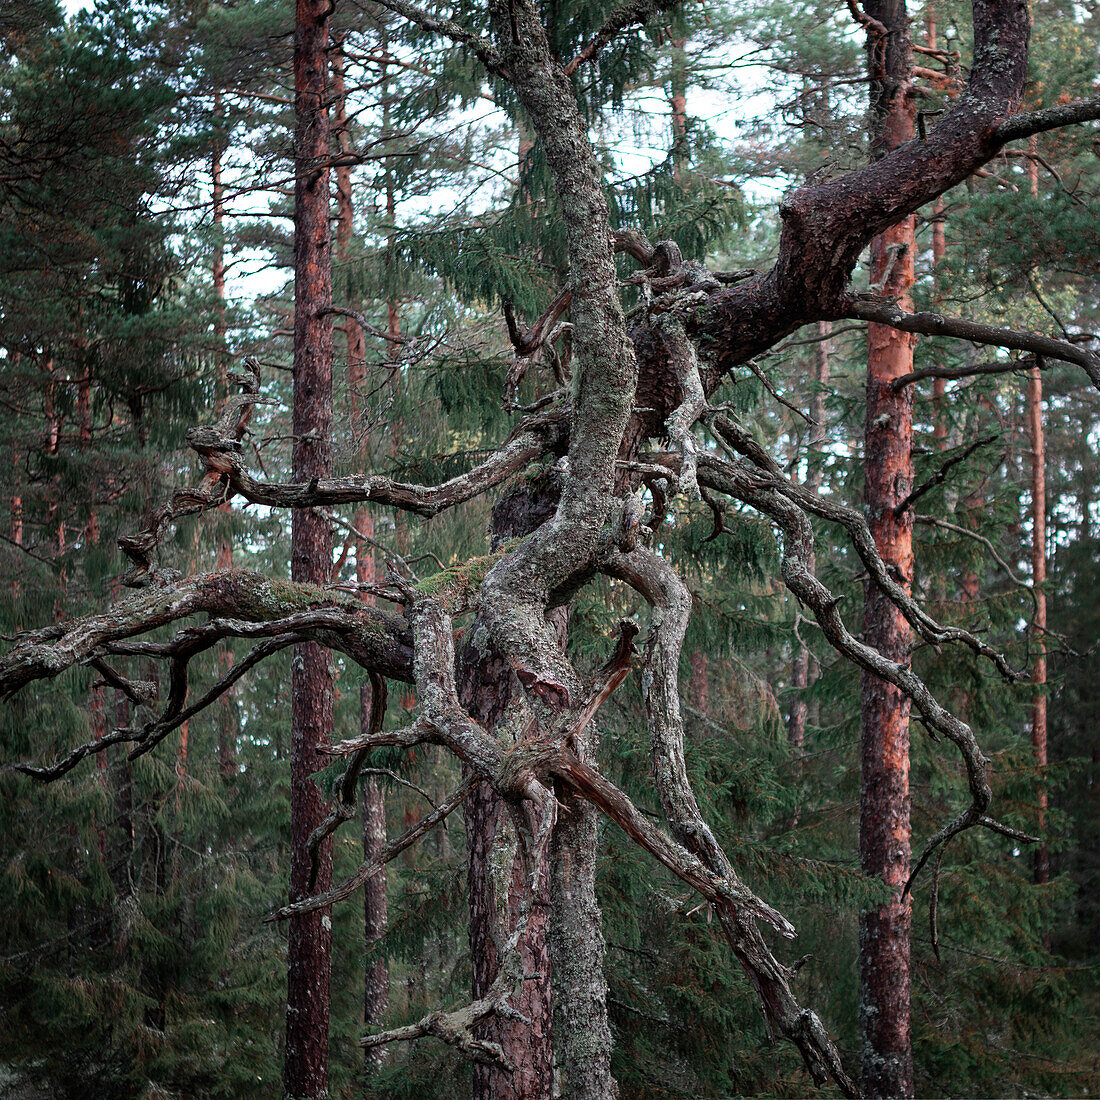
xmin=602 ymin=546 xmax=857 ymax=1095
xmin=270 ymin=775 xmax=478 ymax=922
xmin=695 ymin=452 xmax=1038 ymax=897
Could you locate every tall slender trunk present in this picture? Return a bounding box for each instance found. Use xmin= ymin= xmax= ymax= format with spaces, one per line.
xmin=549 ymin=783 xmax=612 ymax=1100
xmin=930 ymin=200 xmax=947 ymax=448
xmin=9 ymin=442 xmax=21 ymax=601
xmin=330 ymin=28 xmax=391 ymax=1072
xmin=211 ymin=87 xmax=239 ymax=778
xmin=860 ymin=0 xmax=915 ymax=1095
xmin=1024 ymin=146 xmax=1050 ymax=885
xmin=669 ymin=38 xmax=688 ymax=180
xmin=212 ymin=88 xmax=228 ymax=410
xmin=1027 ymin=359 xmax=1049 ymax=884
xmin=284 ymin=2 xmax=335 ymax=1096
xmin=926 ymin=12 xmax=948 ymax=451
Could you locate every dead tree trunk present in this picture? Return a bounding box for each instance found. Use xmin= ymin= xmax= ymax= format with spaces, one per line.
xmin=460 ymin=481 xmax=557 ymax=1100
xmin=283 ymin=2 xmax=335 ymax=1096
xmin=859 ymin=0 xmax=916 ymax=1095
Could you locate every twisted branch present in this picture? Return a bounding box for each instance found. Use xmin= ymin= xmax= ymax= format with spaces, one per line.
xmin=694 ymin=450 xmax=1038 ymax=900
xmin=705 ymin=415 xmax=1024 ymax=682
xmin=602 ymin=546 xmax=857 ymax=1096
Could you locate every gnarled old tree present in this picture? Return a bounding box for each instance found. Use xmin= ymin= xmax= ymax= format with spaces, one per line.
xmin=2 ymin=0 xmax=1099 ymax=1096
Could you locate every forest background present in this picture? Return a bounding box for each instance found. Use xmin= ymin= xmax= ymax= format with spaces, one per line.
xmin=0 ymin=0 xmax=1097 ymax=1097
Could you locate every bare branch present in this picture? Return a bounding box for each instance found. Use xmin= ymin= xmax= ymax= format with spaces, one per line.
xmin=846 ymin=298 xmax=1100 ymax=391
xmin=891 ymin=355 xmax=1039 ymax=390
xmin=361 ymin=767 xmax=438 ymax=808
xmin=10 ymin=725 xmax=142 ymax=783
xmin=703 ymin=415 xmax=1024 ymax=681
xmin=994 ymin=94 xmax=1100 ymax=143
xmin=323 ymin=716 xmax=434 ymax=757
xmin=322 ymin=306 xmax=412 ymax=344
xmin=119 ymin=358 xmax=273 ymax=586
xmin=743 ymin=358 xmax=812 ymax=422
xmin=214 ymin=408 xmax=565 ymax=517
xmin=0 ymin=570 xmax=413 ymax=703
xmin=694 ymin=450 xmax=1037 ymax=899
xmin=269 ymin=775 xmax=478 ymax=922
xmin=913 ymin=514 xmax=1034 ymax=594
xmin=894 ymin=434 xmax=999 ymax=517
xmin=601 ymin=546 xmax=857 ymax=1096
xmin=130 ymin=635 xmax=296 ymax=761
xmin=657 ymin=313 xmax=705 ymax=499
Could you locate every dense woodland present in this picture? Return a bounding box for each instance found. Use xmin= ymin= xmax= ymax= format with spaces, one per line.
xmin=0 ymin=0 xmax=1098 ymax=1097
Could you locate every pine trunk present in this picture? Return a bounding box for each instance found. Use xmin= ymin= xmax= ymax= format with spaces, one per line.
xmin=211 ymin=88 xmax=238 ymax=779
xmin=284 ymin=2 xmax=335 ymax=1096
xmin=1026 ymin=146 xmax=1049 ymax=885
xmin=330 ymin=29 xmax=392 ymax=1069
xmin=860 ymin=0 xmax=915 ymax=1094
xmin=549 ymin=785 xmax=613 ymax=1100
xmin=1027 ymin=360 xmax=1049 ymax=883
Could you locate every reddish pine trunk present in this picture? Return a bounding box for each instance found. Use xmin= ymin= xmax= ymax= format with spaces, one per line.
xmin=1028 ymin=360 xmax=1049 ymax=883
xmin=284 ymin=2 xmax=335 ymax=1096
xmin=331 ymin=32 xmax=392 ymax=1068
xmin=860 ymin=0 xmax=915 ymax=1095
xmin=1025 ymin=146 xmax=1049 ymax=885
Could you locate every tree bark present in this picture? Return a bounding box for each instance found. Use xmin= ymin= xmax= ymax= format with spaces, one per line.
xmin=1027 ymin=359 xmax=1049 ymax=884
xmin=859 ymin=0 xmax=916 ymax=1095
xmin=460 ymin=482 xmax=557 ymax=1100
xmin=549 ymin=778 xmax=613 ymax=1100
xmin=1025 ymin=147 xmax=1049 ymax=885
xmin=284 ymin=1 xmax=335 ymax=1096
